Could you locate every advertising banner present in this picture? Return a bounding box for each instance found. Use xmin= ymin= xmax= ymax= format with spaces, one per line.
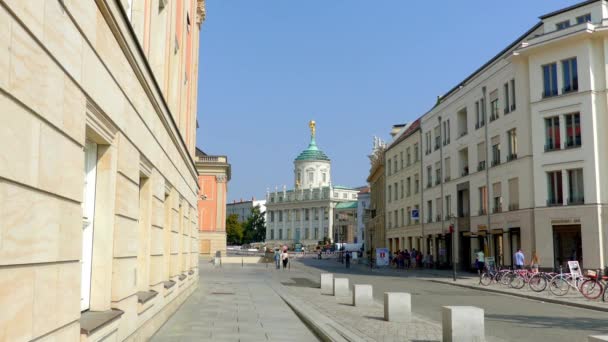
xmin=376 ymin=248 xmax=389 ymax=267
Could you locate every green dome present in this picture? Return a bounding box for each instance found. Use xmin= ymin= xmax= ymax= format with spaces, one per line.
xmin=295 ymin=137 xmax=330 ymax=161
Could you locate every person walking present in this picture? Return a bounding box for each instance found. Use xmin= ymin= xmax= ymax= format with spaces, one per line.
xmin=274 ymin=249 xmax=281 ymax=269
xmin=345 ymin=251 xmax=351 ymax=268
xmin=476 ymin=249 xmax=485 ymax=274
xmin=404 ymin=249 xmax=410 ymax=268
xmin=514 ymin=248 xmax=525 ymax=269
xmin=530 ymin=251 xmax=540 ymax=273
xmin=281 ymin=250 xmax=289 ymax=269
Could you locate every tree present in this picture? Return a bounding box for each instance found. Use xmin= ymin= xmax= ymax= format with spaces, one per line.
xmin=226 ymin=214 xmax=243 ymax=245
xmin=242 ymin=205 xmax=266 ymax=244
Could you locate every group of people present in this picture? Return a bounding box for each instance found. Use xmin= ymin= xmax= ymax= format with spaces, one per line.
xmin=273 ymin=249 xmax=290 ymax=269
xmin=475 ymin=248 xmax=541 ymax=273
xmin=390 ymin=249 xmax=433 ymax=269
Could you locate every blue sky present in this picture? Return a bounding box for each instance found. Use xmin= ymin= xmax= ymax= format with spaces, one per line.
xmin=195 ymin=0 xmax=581 ymax=202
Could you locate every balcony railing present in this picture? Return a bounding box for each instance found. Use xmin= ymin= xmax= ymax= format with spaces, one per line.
xmin=427 ymin=182 xmax=432 ymax=189
xmin=545 ymin=143 xmax=560 ymax=152
xmin=477 ymin=161 xmax=486 ymax=172
xmin=462 ymin=167 xmax=469 ymax=177
xmin=478 ymin=208 xmax=487 ymax=215
xmin=493 ymin=206 xmax=502 ymax=213
xmin=547 ymin=198 xmax=563 ymax=206
xmin=506 ymin=153 xmax=518 ymax=162
xmin=542 ymin=89 xmax=558 ymax=99
xmin=491 ymin=159 xmax=501 ymax=167
xmin=460 ymin=131 xmax=468 ymax=138
xmin=508 ymin=203 xmax=519 ymax=211
xmin=435 ymin=178 xmax=441 ymax=185
xmin=436 ymin=214 xmax=442 ymax=222
xmin=567 ymin=196 xmax=585 ymax=205
xmin=444 ymin=176 xmax=451 ymax=182
xmin=565 ymin=139 xmax=581 ymax=149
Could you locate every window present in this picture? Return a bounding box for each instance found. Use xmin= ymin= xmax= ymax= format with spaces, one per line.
xmin=547 ymin=171 xmax=563 ymax=205
xmin=308 ymin=171 xmax=314 ymax=183
xmin=507 ymin=129 xmax=517 ymax=161
xmin=81 ymin=140 xmax=98 ymax=310
xmin=427 ymin=200 xmax=433 ymax=222
xmin=279 ymin=229 xmax=283 ymax=239
xmin=444 ymin=157 xmax=451 ymax=181
xmin=492 ymin=182 xmax=502 ymax=213
xmin=510 ymin=79 xmax=516 ymax=111
xmin=565 ymin=113 xmax=581 ymax=148
xmin=314 ymin=228 xmax=319 ymax=240
xmin=479 ymin=186 xmax=487 ymax=215
xmin=343 ymin=193 xmax=347 ymax=199
xmin=270 ymin=211 xmax=275 ymax=222
xmin=508 ymin=178 xmax=519 ymax=211
xmin=434 ymin=126 xmax=441 ymax=150
xmin=504 ymin=82 xmax=510 ymax=114
xmin=388 ymin=211 xmax=392 ymax=228
xmin=426 ymin=132 xmax=432 ymax=155
xmin=477 ymin=141 xmax=486 ymax=171
xmin=388 ymin=185 xmax=392 ymax=203
xmin=394 ymin=158 xmax=398 ymax=173
xmin=406 ymin=177 xmax=411 ymax=196
xmin=568 ymin=169 xmax=584 ymax=204
xmin=414 ymin=174 xmax=419 ymax=193
xmin=443 ymin=119 xmax=451 ymax=145
xmin=562 ymin=57 xmax=578 ymax=93
xmin=400 ymin=180 xmax=404 ymax=199
xmin=400 ymin=208 xmax=404 ymax=226
xmin=491 ymin=136 xmax=500 ymax=167
xmin=576 ymin=13 xmax=591 ymax=24
xmin=400 ymin=152 xmax=404 ymax=169
xmin=407 ymin=207 xmax=411 ymax=225
xmin=414 ymin=143 xmax=419 ymax=161
xmin=480 ymin=99 xmax=486 ymax=126
xmin=435 ymin=161 xmax=441 ymax=185
xmin=296 ymin=209 xmax=301 ymax=221
xmin=406 ymin=147 xmax=411 ymax=166
xmin=322 ymin=172 xmax=327 ymax=182
xmin=426 ymin=166 xmax=432 ymax=188
xmin=287 ymin=210 xmax=292 ymax=222
xmin=279 ymin=211 xmax=283 ymax=222
xmin=394 ymin=182 xmax=398 ymax=201
xmin=543 ymin=63 xmax=558 ymax=97
xmin=287 ymin=229 xmax=292 ymax=240
xmin=314 ymin=208 xmax=319 ymax=220
xmin=271 ymin=229 xmax=275 ymax=240
xmin=387 ymin=158 xmax=392 ymax=175
xmin=445 ymin=195 xmax=451 ymax=219
xmin=545 ymin=117 xmax=561 ymax=151
xmin=324 ymin=207 xmax=329 ymax=220
xmin=490 ymin=90 xmax=499 ymax=121
xmin=457 ymin=108 xmax=468 ymax=136
xmin=305 ymin=228 xmax=309 ymax=240
xmin=556 ymin=20 xmax=570 ymax=30
xmin=475 ymin=101 xmax=481 ymax=128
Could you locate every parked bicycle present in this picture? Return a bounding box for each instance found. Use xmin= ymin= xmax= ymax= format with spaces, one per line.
xmin=579 ymin=269 xmax=608 ymax=300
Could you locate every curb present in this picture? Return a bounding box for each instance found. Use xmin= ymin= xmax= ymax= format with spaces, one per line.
xmin=269 ymin=281 xmax=371 ymax=342
xmin=429 ymin=279 xmax=608 ymax=313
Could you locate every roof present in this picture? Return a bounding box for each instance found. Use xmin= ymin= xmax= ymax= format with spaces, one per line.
xmin=295 ymin=137 xmax=330 ymax=161
xmin=333 ymin=185 xmax=357 ymax=190
xmin=335 ymin=201 xmax=358 ymax=209
xmin=539 ymin=0 xmax=599 ymax=19
xmin=385 ymin=118 xmax=421 ymax=151
xmin=195 ymin=147 xmax=207 ymax=157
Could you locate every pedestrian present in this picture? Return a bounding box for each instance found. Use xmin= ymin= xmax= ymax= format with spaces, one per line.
xmin=281 ymin=250 xmax=289 ymax=269
xmin=530 ymin=251 xmax=540 ymax=273
xmin=345 ymin=251 xmax=351 ymax=268
xmin=411 ymin=248 xmax=417 ymax=269
xmin=274 ymin=249 xmax=281 ymax=269
xmin=427 ymin=252 xmax=434 ymax=268
xmin=476 ymin=249 xmax=485 ymax=274
xmin=416 ymin=252 xmax=422 ymax=268
xmin=404 ymin=249 xmax=410 ymax=268
xmin=318 ymin=249 xmax=322 ymax=260
xmin=514 ymin=248 xmax=525 ymax=270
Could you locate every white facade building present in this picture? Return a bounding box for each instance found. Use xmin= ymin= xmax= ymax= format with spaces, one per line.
xmin=357 ymin=188 xmax=370 ymax=244
xmin=384 ymin=0 xmax=608 ymax=271
xmin=265 ymin=121 xmax=359 ymax=247
xmin=227 ymin=198 xmax=267 ymax=223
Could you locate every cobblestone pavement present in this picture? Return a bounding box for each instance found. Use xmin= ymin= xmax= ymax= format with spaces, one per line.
xmin=151 ymin=262 xmax=318 ymax=342
xmin=292 ymin=256 xmax=608 ymax=342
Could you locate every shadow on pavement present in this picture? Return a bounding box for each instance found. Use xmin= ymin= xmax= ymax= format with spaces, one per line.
xmin=486 ymin=313 xmax=608 ymax=334
xmin=281 ymin=277 xmax=320 ymax=288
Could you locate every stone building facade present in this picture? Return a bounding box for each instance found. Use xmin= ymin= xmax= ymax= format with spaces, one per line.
xmin=0 ymin=0 xmax=204 ymax=340
xmin=364 ymin=137 xmax=387 ymax=257
xmin=196 ymin=148 xmax=231 ymax=257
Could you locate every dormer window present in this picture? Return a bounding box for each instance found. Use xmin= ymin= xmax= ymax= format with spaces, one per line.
xmin=556 ymin=20 xmax=570 ymax=30
xmin=576 ymin=13 xmax=591 ymax=24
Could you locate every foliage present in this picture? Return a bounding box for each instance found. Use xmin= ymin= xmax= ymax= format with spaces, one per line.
xmin=242 ymin=205 xmax=267 ymax=244
xmin=226 ymin=214 xmax=243 ymax=245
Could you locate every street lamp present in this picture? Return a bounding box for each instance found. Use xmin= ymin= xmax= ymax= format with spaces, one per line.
xmin=449 ymin=214 xmax=457 ymax=281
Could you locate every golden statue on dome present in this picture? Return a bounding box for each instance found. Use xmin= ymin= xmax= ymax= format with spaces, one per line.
xmin=309 ymin=120 xmax=316 ymax=138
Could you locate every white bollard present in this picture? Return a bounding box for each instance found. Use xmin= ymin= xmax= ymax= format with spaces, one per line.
xmin=333 ymin=278 xmax=349 ymax=297
xmin=442 ymin=306 xmax=485 ymax=342
xmin=383 ymin=292 xmax=411 ymax=322
xmin=589 ymin=336 xmax=608 ymax=342
xmin=321 ymin=273 xmax=334 ymax=295
xmin=352 ymin=285 xmax=373 ymax=306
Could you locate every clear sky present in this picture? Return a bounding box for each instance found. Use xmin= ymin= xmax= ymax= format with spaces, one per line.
xmin=195 ymin=0 xmax=581 ymax=203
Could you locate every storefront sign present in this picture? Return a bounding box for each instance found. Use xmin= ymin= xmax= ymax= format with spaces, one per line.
xmin=568 ymin=261 xmax=582 ymax=278
xmin=478 ymin=225 xmax=487 ymax=231
xmin=551 ymin=218 xmax=581 ymax=224
xmin=411 ymin=209 xmax=419 ymax=220
xmin=376 ymin=248 xmax=389 ymax=267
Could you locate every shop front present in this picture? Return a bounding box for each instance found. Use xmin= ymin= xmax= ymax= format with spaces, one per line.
xmin=552 ymin=224 xmax=582 ymax=269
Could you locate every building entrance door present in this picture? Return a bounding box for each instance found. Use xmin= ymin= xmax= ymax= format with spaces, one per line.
xmin=81 ymin=140 xmax=98 ymax=311
xmin=553 ymin=225 xmax=582 ymax=269
xmin=493 ymin=233 xmax=504 ymax=266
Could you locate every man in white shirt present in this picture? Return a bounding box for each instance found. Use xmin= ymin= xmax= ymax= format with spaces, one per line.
xmin=476 ymin=250 xmax=485 ymax=274
xmin=514 ymin=249 xmax=525 ymax=270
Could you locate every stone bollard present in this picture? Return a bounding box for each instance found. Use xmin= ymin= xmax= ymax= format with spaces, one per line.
xmin=589 ymin=336 xmax=608 ymax=341
xmin=321 ymin=273 xmax=334 ymax=295
xmin=353 ymin=284 xmax=373 ymax=306
xmin=384 ymin=292 xmax=411 ymax=322
xmin=333 ymin=278 xmax=349 ymax=297
xmin=442 ymin=306 xmax=485 ymax=342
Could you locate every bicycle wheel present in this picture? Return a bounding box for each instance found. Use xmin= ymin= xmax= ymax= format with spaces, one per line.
xmin=480 ymin=272 xmax=493 ymax=286
xmin=529 ymin=273 xmax=547 ymax=292
xmin=580 ymin=279 xmax=603 ymax=300
xmin=510 ymin=274 xmax=526 ymax=289
xmin=500 ymin=272 xmax=514 ymax=286
xmin=603 ymin=287 xmax=608 ymax=302
xmin=549 ymin=276 xmax=570 ymax=296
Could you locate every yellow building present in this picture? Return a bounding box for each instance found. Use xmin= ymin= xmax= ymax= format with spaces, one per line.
xmin=0 ymin=0 xmax=205 ymax=340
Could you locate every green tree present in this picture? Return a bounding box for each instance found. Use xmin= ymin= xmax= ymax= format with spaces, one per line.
xmin=226 ymin=214 xmax=243 ymax=245
xmin=242 ymin=205 xmax=266 ymax=244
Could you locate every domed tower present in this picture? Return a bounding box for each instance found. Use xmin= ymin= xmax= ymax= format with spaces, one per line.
xmin=294 ymin=121 xmax=331 ymax=189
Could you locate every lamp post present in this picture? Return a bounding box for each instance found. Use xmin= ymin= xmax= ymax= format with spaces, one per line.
xmin=449 ymin=214 xmax=457 ymax=281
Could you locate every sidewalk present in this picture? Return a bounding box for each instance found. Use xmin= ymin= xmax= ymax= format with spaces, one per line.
xmin=151 ymin=263 xmax=318 ymax=342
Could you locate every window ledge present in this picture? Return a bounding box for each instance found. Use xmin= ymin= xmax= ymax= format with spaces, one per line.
xmin=136 ymin=290 xmax=158 ymax=304
xmin=163 ymin=280 xmax=176 ymax=289
xmin=178 ymin=274 xmax=187 ymax=281
xmin=80 ymin=309 xmax=124 ymax=336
